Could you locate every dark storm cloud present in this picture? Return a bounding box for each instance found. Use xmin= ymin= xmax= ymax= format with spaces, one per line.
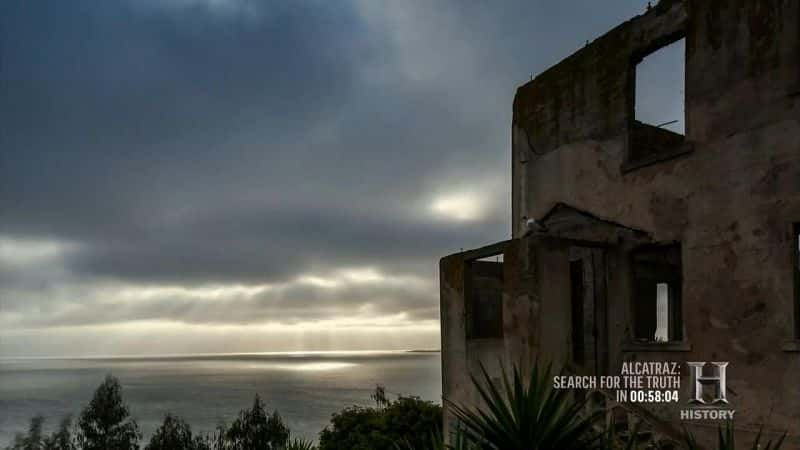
xmin=1 ymin=0 xmax=655 ymax=338
xmin=67 ymin=204 xmax=506 ymax=283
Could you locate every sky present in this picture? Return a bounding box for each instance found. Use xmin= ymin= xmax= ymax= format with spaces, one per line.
xmin=0 ymin=0 xmax=680 ymax=357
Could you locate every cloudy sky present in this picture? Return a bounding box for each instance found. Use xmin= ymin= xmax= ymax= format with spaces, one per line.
xmin=0 ymin=0 xmax=673 ymax=357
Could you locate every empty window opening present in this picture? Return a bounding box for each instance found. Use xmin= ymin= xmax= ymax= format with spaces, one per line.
xmin=466 ymin=255 xmax=504 ymax=339
xmin=655 ymin=283 xmax=670 ymax=342
xmin=794 ymin=224 xmax=800 ymax=338
xmin=635 ymin=38 xmax=685 ymax=135
xmin=570 ymin=260 xmax=585 ymax=364
xmin=476 ymin=254 xmax=504 ymax=263
xmin=632 ymin=244 xmax=682 ymax=342
xmin=628 ymin=38 xmax=686 ymax=167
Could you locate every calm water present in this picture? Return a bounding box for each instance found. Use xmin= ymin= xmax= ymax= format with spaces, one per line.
xmin=0 ymin=351 xmax=441 ymax=446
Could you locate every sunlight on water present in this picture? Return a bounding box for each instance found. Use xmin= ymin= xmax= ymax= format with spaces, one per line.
xmin=271 ymin=361 xmax=357 ymax=371
xmin=0 ymin=352 xmax=441 ymax=445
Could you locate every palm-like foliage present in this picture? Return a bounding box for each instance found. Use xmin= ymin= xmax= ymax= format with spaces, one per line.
xmin=600 ymin=419 xmax=643 ymax=450
xmin=283 ymin=438 xmax=317 ymax=450
xmin=447 ymin=361 xmax=601 ymax=450
xmin=683 ymin=421 xmax=786 ymax=450
xmin=444 ymin=426 xmax=475 ymax=450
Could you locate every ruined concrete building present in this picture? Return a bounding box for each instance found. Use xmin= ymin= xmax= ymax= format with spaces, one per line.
xmin=440 ymin=0 xmax=799 ymax=444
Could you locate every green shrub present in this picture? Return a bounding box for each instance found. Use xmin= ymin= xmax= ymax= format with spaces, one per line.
xmin=318 ymin=396 xmax=442 ymax=450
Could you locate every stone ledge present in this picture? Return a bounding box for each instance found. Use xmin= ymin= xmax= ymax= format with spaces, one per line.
xmin=621 ymin=142 xmax=694 ymax=173
xmin=782 ymin=341 xmax=800 ymax=352
xmin=621 ymin=341 xmax=692 ymax=352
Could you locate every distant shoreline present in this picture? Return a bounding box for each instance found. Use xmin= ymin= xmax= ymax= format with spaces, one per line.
xmin=1 ymin=349 xmax=441 ymax=361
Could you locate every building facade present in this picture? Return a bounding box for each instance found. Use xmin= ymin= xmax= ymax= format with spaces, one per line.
xmin=440 ymin=0 xmax=799 ymax=444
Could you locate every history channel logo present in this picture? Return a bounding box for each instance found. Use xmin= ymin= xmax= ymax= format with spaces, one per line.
xmin=680 ymin=361 xmax=736 ymax=420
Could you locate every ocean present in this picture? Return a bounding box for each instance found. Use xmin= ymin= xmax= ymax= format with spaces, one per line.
xmin=0 ymin=351 xmax=442 ymax=446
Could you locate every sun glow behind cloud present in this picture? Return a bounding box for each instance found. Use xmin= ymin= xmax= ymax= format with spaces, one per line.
xmin=0 ymin=238 xmax=75 ymax=267
xmin=425 ymin=175 xmax=507 ymax=223
xmin=428 ymin=192 xmax=486 ymax=222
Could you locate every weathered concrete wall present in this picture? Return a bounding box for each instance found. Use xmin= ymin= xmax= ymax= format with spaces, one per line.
xmin=443 ymin=0 xmax=799 ymax=445
xmin=440 ymin=243 xmax=504 ymax=438
xmin=512 ymin=0 xmax=687 ymax=163
xmin=440 ymin=238 xmax=572 ymax=437
xmin=509 ymin=0 xmax=800 ymax=443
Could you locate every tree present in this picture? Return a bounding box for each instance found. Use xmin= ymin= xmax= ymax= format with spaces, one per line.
xmin=43 ymin=416 xmax=76 ymax=450
xmin=371 ymin=384 xmax=388 ymax=409
xmin=145 ymin=414 xmax=197 ymax=450
xmin=6 ymin=415 xmax=44 ymax=450
xmin=187 ymin=424 xmax=225 ymax=450
xmin=76 ymin=375 xmax=141 ymax=450
xmin=224 ymin=395 xmax=290 ymax=450
xmin=5 ymin=415 xmax=75 ymax=450
xmin=318 ymin=396 xmax=442 ymax=450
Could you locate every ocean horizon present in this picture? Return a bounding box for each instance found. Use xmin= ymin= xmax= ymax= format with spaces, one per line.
xmin=0 ymin=350 xmax=442 ymax=446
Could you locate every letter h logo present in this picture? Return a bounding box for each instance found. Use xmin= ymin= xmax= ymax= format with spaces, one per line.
xmin=686 ymin=362 xmax=728 ymax=405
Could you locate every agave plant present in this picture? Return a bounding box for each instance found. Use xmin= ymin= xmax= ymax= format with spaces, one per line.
xmin=282 ymin=438 xmax=317 ymax=450
xmin=600 ymin=419 xmax=644 ymax=450
xmin=446 ymin=425 xmax=476 ymax=450
xmin=447 ymin=361 xmax=602 ymax=450
xmin=682 ymin=421 xmax=786 ymax=450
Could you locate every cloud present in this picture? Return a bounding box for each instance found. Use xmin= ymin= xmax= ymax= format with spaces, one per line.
xmin=429 ymin=192 xmax=489 ymax=222
xmin=0 ymin=237 xmax=76 ymax=267
xmin=137 ymin=0 xmax=259 ymax=16
xmin=0 ymin=0 xmax=655 ymax=356
xmin=0 ymin=265 xmax=438 ymax=331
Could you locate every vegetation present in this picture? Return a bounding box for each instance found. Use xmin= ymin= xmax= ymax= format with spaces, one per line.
xmin=76 ymin=375 xmax=141 ymax=450
xmin=318 ymin=389 xmax=443 ymax=450
xmin=284 ymin=439 xmax=318 ymax=450
xmin=4 ymin=369 xmax=789 ymax=450
xmin=4 ymin=376 xmax=304 ymax=450
xmin=440 ymin=360 xmax=788 ymax=450
xmin=395 ymin=427 xmax=472 ymax=450
xmin=220 ymin=395 xmax=290 ymax=450
xmin=371 ymin=384 xmax=389 ymax=409
xmin=682 ymin=421 xmax=786 ymax=450
xmin=448 ymin=361 xmax=600 ymax=450
xmin=144 ymin=414 xmax=206 ymax=450
xmin=4 ymin=378 xmax=439 ymax=450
